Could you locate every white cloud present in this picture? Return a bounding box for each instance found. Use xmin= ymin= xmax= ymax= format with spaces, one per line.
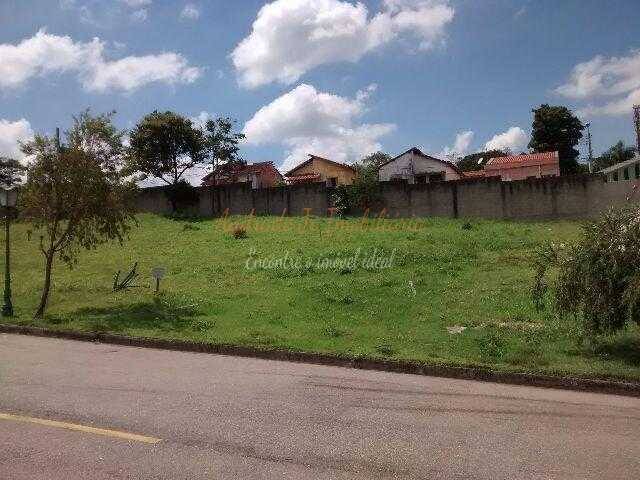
xmin=484 ymin=126 xmax=529 ymax=153
xmin=130 ymin=8 xmax=148 ymax=22
xmin=0 ymin=30 xmax=97 ymax=89
xmin=61 ymin=0 xmax=152 ymax=24
xmin=59 ymin=0 xmax=75 ymax=8
xmin=232 ymin=0 xmax=454 ymax=89
xmin=180 ymin=3 xmax=200 ymax=20
xmin=85 ymin=52 xmax=201 ymax=92
xmin=190 ymin=111 xmax=212 ymax=130
xmin=514 ymin=6 xmax=526 ymax=19
xmin=244 ymin=84 xmax=395 ymax=172
xmin=556 ymin=50 xmax=640 ymax=117
xmin=121 ymin=0 xmax=152 ymax=7
xmin=0 ymin=119 xmax=34 ymax=161
xmin=0 ymin=30 xmax=201 ymax=93
xmin=440 ymin=130 xmax=474 ymax=158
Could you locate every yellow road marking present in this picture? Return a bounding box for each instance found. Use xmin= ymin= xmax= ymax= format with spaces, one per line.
xmin=0 ymin=413 xmax=162 ymax=444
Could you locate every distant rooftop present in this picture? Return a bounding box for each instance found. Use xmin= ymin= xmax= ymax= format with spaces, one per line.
xmin=599 ymin=154 xmax=640 ymax=174
xmin=485 ymin=151 xmax=558 ymax=170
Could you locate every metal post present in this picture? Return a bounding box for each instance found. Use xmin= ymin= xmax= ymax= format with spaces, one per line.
xmin=2 ymin=210 xmax=13 ymax=317
xmin=634 ymin=105 xmax=640 ymax=154
xmin=586 ymin=123 xmax=593 ymax=173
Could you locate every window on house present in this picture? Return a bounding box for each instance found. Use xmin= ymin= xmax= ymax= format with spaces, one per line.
xmin=414 ymin=174 xmax=427 ymax=184
xmin=624 ymin=168 xmax=630 ymax=181
xmin=635 ymin=163 xmax=640 ymax=179
xmin=326 ymin=177 xmax=338 ymax=187
xmin=428 ymin=172 xmax=445 ymax=183
xmin=613 ymin=171 xmax=619 ymax=182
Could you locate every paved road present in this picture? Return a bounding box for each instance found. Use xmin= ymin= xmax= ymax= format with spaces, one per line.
xmin=1 ymin=333 xmax=639 ymax=479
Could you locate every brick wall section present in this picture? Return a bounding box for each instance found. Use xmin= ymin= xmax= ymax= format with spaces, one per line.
xmin=136 ymin=176 xmax=638 ymax=220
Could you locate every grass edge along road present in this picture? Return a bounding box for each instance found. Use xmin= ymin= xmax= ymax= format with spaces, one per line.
xmin=4 ymin=214 xmax=640 ymax=382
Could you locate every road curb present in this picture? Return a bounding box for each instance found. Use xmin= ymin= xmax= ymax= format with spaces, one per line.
xmin=2 ymin=323 xmax=640 ymax=398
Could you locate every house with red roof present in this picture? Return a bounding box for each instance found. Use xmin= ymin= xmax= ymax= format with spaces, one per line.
xmin=201 ymin=161 xmax=283 ymax=189
xmin=483 ymin=151 xmax=560 ymax=181
xmin=377 ymin=147 xmax=463 ymax=183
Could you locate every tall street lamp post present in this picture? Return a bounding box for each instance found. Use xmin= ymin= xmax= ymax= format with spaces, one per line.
xmin=1 ymin=187 xmax=18 ymax=317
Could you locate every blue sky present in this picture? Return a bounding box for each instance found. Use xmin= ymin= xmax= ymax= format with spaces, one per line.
xmin=1 ymin=0 xmax=639 ymax=177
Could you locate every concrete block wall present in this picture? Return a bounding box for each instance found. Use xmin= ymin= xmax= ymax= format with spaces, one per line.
xmin=135 ymin=175 xmax=639 ymax=220
xmin=136 ymin=186 xmax=173 ymax=215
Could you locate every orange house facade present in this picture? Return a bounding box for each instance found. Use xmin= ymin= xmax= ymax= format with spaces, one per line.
xmin=285 ymin=155 xmax=357 ymax=186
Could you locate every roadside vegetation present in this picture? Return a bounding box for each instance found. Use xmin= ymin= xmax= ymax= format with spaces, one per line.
xmin=4 ymin=214 xmax=640 ymax=381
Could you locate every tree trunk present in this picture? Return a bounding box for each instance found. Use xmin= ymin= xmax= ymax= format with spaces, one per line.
xmin=34 ymin=251 xmax=55 ymax=319
xmin=169 ymin=182 xmax=178 ymax=213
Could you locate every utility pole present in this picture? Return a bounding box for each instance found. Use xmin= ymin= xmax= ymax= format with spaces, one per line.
xmin=634 ymin=105 xmax=640 ymax=154
xmin=585 ymin=123 xmax=594 ymax=173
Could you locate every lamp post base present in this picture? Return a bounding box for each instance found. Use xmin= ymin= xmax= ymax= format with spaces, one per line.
xmin=3 ymin=211 xmax=12 ymax=318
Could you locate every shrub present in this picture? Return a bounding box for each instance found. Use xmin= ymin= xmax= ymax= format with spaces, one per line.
xmin=331 ymin=163 xmax=382 ymax=216
xmin=232 ymin=225 xmax=247 ymax=239
xmin=533 ymin=206 xmax=640 ymax=336
xmin=166 ymin=179 xmax=199 ymax=212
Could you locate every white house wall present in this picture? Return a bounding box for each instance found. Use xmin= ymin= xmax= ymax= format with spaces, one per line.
xmin=379 ymin=151 xmax=460 ymax=183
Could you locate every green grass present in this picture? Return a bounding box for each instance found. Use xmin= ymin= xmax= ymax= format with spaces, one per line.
xmin=4 ymin=213 xmax=640 ymax=382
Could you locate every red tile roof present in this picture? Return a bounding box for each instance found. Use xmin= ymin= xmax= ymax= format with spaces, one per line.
xmin=463 ymin=170 xmax=486 ymax=178
xmin=285 ymin=173 xmax=321 ymax=184
xmin=485 ymin=151 xmax=558 ymax=170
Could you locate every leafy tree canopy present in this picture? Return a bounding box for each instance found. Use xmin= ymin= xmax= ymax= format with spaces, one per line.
xmin=528 ymin=104 xmax=584 ymax=174
xmin=127 ymin=111 xmax=206 ymax=187
xmin=204 ymin=117 xmax=246 ymax=179
xmin=593 ymin=140 xmax=637 ymax=172
xmin=0 ymin=157 xmax=26 ymax=187
xmin=356 ymin=151 xmax=392 ymax=171
xmin=456 ymin=150 xmax=509 ymax=172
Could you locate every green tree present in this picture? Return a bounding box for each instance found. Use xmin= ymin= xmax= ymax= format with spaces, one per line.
xmin=203 ymin=117 xmax=246 ymax=184
xmin=333 ymin=152 xmax=390 ymax=214
xmin=127 ymin=111 xmax=206 ymax=211
xmin=593 ymin=141 xmax=637 ymax=172
xmin=528 ymin=104 xmax=584 ymax=174
xmin=456 ymin=150 xmax=508 ymax=172
xmin=358 ymin=151 xmax=392 ymax=170
xmin=20 ymin=112 xmax=136 ymax=318
xmin=0 ymin=157 xmax=26 ymax=186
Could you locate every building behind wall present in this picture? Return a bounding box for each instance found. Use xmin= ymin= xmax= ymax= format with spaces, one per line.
xmin=202 ymin=161 xmax=283 ymax=189
xmin=600 ymin=155 xmax=640 ymax=182
xmin=285 ymin=154 xmax=357 ymax=186
xmin=378 ymin=147 xmax=463 ymax=183
xmin=483 ymin=151 xmax=560 ymax=181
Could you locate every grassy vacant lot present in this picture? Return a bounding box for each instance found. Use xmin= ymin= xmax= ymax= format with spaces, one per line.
xmin=4 ymin=214 xmax=640 ymax=381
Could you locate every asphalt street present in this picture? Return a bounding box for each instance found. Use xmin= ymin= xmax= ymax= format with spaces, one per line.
xmin=1 ymin=333 xmax=639 ymax=479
